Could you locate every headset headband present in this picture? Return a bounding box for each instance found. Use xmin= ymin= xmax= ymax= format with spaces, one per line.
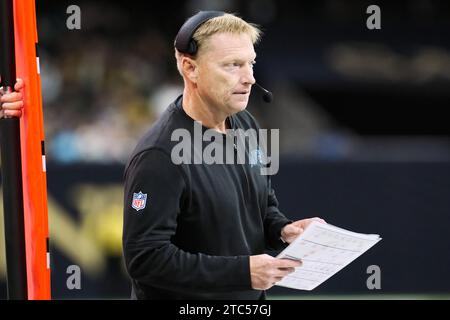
xmin=174 ymin=11 xmax=225 ymax=55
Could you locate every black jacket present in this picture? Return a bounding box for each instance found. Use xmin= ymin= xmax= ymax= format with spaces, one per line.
xmin=122 ymin=96 xmax=291 ymax=299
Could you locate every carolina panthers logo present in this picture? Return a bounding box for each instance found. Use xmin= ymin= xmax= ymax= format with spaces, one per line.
xmin=249 ymin=148 xmax=264 ymax=168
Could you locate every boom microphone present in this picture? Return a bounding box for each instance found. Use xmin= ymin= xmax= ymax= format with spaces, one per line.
xmin=254 ymin=82 xmax=273 ymax=103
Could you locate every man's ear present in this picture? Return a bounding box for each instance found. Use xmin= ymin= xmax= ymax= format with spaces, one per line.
xmin=182 ymin=56 xmax=198 ymax=83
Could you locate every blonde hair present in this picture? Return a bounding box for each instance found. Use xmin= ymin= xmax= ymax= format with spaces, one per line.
xmin=175 ymin=13 xmax=262 ymax=76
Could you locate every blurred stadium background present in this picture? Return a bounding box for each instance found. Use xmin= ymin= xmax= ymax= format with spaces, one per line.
xmin=1 ymin=0 xmax=450 ymax=299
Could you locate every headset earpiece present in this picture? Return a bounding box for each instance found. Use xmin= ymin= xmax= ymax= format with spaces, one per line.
xmin=187 ymin=40 xmax=197 ymax=56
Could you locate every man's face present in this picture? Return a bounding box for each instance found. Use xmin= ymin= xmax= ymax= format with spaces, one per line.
xmin=195 ymin=32 xmax=256 ymax=115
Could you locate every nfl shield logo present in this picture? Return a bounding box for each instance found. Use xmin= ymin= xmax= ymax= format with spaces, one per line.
xmin=132 ymin=192 xmax=147 ymax=211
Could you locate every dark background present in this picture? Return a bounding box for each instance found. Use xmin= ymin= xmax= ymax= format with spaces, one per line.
xmin=1 ymin=0 xmax=449 ymax=299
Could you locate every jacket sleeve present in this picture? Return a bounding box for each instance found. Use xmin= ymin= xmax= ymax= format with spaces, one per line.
xmin=122 ymin=149 xmax=251 ymax=293
xmin=263 ymin=176 xmax=292 ymax=251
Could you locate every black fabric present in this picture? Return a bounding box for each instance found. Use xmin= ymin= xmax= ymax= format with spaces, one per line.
xmin=123 ymin=95 xmax=291 ymax=299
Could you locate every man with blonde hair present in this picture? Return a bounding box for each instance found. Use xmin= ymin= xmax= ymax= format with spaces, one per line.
xmin=123 ymin=11 xmax=325 ymax=300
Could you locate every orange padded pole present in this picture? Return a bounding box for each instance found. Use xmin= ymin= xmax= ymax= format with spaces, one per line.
xmin=13 ymin=0 xmax=51 ymax=299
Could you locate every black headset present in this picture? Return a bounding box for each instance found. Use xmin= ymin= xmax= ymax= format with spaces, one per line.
xmin=174 ymin=11 xmax=225 ymax=55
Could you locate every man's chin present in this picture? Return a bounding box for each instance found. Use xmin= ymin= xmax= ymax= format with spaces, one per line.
xmin=230 ymin=101 xmax=249 ymax=113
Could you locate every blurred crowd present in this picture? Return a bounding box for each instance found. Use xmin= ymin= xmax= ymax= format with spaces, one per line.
xmin=36 ymin=1 xmax=355 ymax=164
xmin=36 ymin=0 xmax=450 ymax=164
xmin=39 ymin=7 xmax=181 ymax=163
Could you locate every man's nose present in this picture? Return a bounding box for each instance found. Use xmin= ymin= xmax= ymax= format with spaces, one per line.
xmin=241 ymin=66 xmax=256 ymax=85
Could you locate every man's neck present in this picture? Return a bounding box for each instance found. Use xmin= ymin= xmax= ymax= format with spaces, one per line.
xmin=182 ymin=89 xmax=229 ymax=134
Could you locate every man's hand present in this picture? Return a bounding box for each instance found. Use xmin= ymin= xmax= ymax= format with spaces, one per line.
xmin=281 ymin=217 xmax=326 ymax=244
xmin=249 ymin=254 xmax=302 ymax=290
xmin=0 ymin=78 xmax=24 ymax=118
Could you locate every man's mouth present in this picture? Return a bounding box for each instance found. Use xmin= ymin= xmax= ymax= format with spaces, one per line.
xmin=233 ymin=91 xmax=249 ymax=95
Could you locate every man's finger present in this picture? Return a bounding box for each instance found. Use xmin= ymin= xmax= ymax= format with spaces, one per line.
xmin=275 ymin=258 xmax=302 ymax=269
xmin=285 ymin=224 xmax=301 ymax=234
xmin=3 ymin=110 xmax=22 ymax=117
xmin=1 ymin=101 xmax=24 ymax=110
xmin=0 ymin=92 xmax=23 ymax=103
xmin=278 ymin=267 xmax=296 ymax=274
xmin=14 ymin=78 xmax=24 ymax=91
xmin=312 ymin=217 xmax=326 ymax=224
xmin=286 ymin=226 xmax=303 ymax=237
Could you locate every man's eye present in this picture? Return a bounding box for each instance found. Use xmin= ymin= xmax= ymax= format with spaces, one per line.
xmin=224 ymin=62 xmax=240 ymax=69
